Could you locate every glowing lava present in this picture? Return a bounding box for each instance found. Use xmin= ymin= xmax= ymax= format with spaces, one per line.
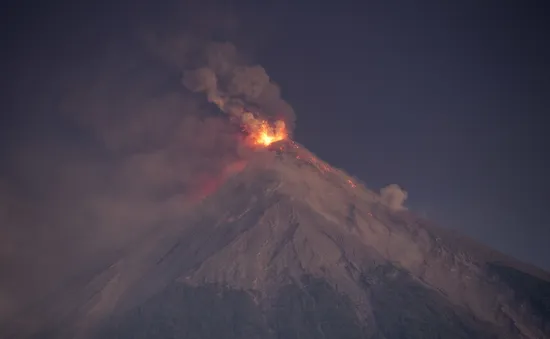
xmin=252 ymin=120 xmax=287 ymax=146
xmin=242 ymin=112 xmax=288 ymax=147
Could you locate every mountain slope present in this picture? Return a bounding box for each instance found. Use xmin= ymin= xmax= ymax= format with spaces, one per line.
xmin=5 ymin=141 xmax=550 ymax=339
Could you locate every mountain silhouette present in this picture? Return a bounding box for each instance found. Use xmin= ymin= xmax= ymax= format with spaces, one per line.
xmin=4 ymin=141 xmax=549 ymax=339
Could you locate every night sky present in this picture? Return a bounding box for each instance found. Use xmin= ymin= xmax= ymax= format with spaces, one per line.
xmin=2 ymin=0 xmax=549 ymax=273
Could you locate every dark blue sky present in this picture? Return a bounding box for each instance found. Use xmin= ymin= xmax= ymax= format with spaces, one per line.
xmin=2 ymin=1 xmax=549 ymax=269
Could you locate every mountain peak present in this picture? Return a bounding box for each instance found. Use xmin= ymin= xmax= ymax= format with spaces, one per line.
xmin=122 ymin=141 xmax=546 ymax=338
xmin=5 ymin=141 xmax=549 ymax=339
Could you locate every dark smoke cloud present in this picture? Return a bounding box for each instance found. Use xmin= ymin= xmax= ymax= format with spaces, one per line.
xmin=182 ymin=42 xmax=296 ymax=129
xmin=0 ymin=1 xmax=289 ymax=332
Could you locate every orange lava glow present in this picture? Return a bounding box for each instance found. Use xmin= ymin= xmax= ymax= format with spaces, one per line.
xmin=247 ymin=119 xmax=288 ymax=147
xmin=188 ymin=160 xmax=248 ymax=203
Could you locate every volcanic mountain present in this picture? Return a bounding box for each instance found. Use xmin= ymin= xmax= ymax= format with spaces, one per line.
xmin=5 ymin=140 xmax=550 ymax=339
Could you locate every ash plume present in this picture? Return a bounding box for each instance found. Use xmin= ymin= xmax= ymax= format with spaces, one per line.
xmin=380 ymin=184 xmax=408 ymax=210
xmin=0 ymin=2 xmax=285 ymax=331
xmin=182 ymin=42 xmax=296 ymax=130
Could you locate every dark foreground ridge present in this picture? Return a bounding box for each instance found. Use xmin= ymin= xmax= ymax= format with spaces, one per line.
xmin=4 ymin=143 xmax=550 ymax=338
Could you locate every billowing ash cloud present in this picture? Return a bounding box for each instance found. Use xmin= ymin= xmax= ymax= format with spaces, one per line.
xmin=380 ymin=184 xmax=408 ymax=210
xmin=182 ymin=42 xmax=295 ymax=130
xmin=0 ymin=3 xmax=287 ymax=331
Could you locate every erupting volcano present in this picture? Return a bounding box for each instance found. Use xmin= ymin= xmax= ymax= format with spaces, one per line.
xmin=7 ymin=133 xmax=549 ymax=339
xmin=5 ymin=40 xmax=549 ymax=339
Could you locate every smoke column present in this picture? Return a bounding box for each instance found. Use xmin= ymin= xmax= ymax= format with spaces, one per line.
xmin=182 ymin=42 xmax=295 ymax=131
xmin=0 ymin=1 xmax=294 ymax=332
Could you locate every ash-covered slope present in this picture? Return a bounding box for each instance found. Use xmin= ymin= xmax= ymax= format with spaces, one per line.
xmin=7 ymin=142 xmax=550 ymax=339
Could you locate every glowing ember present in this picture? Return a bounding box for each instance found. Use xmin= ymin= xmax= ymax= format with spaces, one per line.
xmin=241 ymin=112 xmax=288 ymax=147
xmin=252 ymin=120 xmax=287 ymax=146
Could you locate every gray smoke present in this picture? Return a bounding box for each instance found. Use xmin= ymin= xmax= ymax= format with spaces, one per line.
xmin=380 ymin=184 xmax=408 ymax=210
xmin=182 ymin=42 xmax=296 ymax=130
xmin=0 ymin=2 xmax=285 ymax=332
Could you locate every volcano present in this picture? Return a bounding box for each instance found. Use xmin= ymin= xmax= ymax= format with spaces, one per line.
xmin=4 ymin=141 xmax=550 ymax=339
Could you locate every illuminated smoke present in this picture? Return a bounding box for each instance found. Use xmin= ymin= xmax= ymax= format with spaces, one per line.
xmin=182 ymin=42 xmax=295 ymax=139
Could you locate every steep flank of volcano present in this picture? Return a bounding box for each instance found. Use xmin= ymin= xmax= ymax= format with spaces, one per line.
xmin=5 ymin=142 xmax=549 ymax=339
